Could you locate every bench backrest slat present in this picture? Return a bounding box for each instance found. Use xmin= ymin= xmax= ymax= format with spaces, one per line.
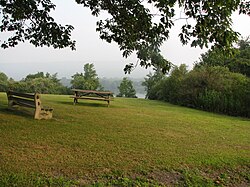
xmin=8 ymin=91 xmax=35 ymax=99
xmin=9 ymin=96 xmax=36 ymax=108
xmin=7 ymin=91 xmax=42 ymax=109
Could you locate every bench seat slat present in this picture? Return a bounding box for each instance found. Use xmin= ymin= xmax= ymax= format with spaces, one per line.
xmin=70 ymin=96 xmax=113 ymax=101
xmin=71 ymin=89 xmax=113 ymax=95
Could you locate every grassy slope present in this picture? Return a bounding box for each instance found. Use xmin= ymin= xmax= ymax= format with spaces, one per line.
xmin=0 ymin=93 xmax=249 ymax=186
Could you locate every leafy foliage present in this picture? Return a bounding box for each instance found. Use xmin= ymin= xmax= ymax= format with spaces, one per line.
xmin=1 ymin=0 xmax=248 ymax=73
xmin=117 ymin=77 xmax=137 ymax=98
xmin=195 ymin=37 xmax=250 ymax=77
xmin=7 ymin=72 xmax=69 ymax=94
xmin=0 ymin=0 xmax=75 ymax=49
xmin=182 ymin=66 xmax=250 ymax=116
xmin=71 ymin=63 xmax=102 ymax=90
xmin=142 ymin=69 xmax=166 ymax=100
xmin=160 ymin=64 xmax=188 ymax=103
xmin=1 ymin=67 xmax=105 ymax=94
xmin=0 ymin=72 xmax=9 ymax=91
xmin=144 ymin=65 xmax=250 ymax=117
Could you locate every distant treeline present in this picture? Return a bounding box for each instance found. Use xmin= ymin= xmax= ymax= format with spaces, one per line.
xmin=0 ymin=71 xmax=146 ymax=96
xmin=0 ymin=72 xmax=71 ymax=94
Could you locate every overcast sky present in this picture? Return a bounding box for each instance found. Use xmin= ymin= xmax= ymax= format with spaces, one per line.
xmin=0 ymin=0 xmax=249 ymax=80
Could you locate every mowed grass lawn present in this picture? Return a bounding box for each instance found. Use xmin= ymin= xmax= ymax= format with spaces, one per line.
xmin=0 ymin=92 xmax=249 ymax=186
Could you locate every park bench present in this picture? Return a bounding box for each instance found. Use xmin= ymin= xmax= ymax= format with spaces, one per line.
xmin=70 ymin=89 xmax=114 ymax=107
xmin=6 ymin=91 xmax=53 ymax=119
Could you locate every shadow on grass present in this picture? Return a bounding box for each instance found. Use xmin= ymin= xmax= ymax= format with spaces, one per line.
xmin=0 ymin=107 xmax=34 ymax=119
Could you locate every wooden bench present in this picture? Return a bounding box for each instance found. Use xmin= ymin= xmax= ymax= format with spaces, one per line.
xmin=6 ymin=91 xmax=53 ymax=119
xmin=70 ymin=89 xmax=114 ymax=107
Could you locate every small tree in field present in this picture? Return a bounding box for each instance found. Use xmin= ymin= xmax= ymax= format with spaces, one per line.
xmin=71 ymin=63 xmax=102 ymax=90
xmin=117 ymin=78 xmax=137 ymax=98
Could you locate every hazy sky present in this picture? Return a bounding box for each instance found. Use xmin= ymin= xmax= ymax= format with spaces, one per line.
xmin=0 ymin=0 xmax=249 ymax=80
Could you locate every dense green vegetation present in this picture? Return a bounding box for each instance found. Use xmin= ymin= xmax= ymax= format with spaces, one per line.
xmin=0 ymin=72 xmax=70 ymax=94
xmin=0 ymin=93 xmax=249 ymax=186
xmin=143 ymin=39 xmax=250 ymax=118
xmin=195 ymin=38 xmax=250 ymax=77
xmin=0 ymin=72 xmax=8 ymax=91
xmin=144 ymin=65 xmax=250 ymax=117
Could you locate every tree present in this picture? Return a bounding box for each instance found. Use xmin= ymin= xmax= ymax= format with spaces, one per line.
xmin=231 ymin=37 xmax=250 ymax=76
xmin=142 ymin=68 xmax=166 ymax=99
xmin=182 ymin=66 xmax=250 ymax=116
xmin=160 ymin=64 xmax=189 ymax=103
xmin=117 ymin=77 xmax=137 ymax=98
xmin=83 ymin=63 xmax=102 ymax=90
xmin=71 ymin=63 xmax=102 ymax=90
xmin=8 ymin=79 xmax=28 ymax=93
xmin=1 ymin=0 xmax=249 ymax=73
xmin=143 ymin=65 xmax=250 ymax=117
xmin=0 ymin=72 xmax=8 ymax=91
xmin=24 ymin=72 xmax=45 ymax=81
xmin=0 ymin=0 xmax=75 ymax=50
xmin=7 ymin=72 xmax=67 ymax=94
xmin=71 ymin=73 xmax=85 ymax=90
xmin=195 ymin=37 xmax=250 ymax=77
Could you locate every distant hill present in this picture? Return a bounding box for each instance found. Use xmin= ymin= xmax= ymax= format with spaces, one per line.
xmin=60 ymin=77 xmax=71 ymax=87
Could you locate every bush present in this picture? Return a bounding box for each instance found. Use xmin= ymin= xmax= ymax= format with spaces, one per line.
xmin=144 ymin=65 xmax=250 ymax=117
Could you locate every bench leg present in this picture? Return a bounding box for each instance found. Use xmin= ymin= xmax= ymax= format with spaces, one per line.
xmin=34 ymin=108 xmax=53 ymax=120
xmin=34 ymin=108 xmax=41 ymax=119
xmin=8 ymin=100 xmax=14 ymax=109
xmin=74 ymin=98 xmax=78 ymax=105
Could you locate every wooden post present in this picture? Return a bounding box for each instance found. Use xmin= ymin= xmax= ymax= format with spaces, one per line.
xmin=74 ymin=91 xmax=78 ymax=105
xmin=34 ymin=93 xmax=42 ymax=119
xmin=7 ymin=91 xmax=17 ymax=109
xmin=6 ymin=91 xmax=12 ymax=109
xmin=107 ymin=95 xmax=110 ymax=107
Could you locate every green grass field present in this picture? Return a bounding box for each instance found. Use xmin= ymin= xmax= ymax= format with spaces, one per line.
xmin=0 ymin=92 xmax=249 ymax=186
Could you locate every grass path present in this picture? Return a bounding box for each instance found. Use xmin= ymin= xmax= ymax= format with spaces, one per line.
xmin=0 ymin=93 xmax=249 ymax=186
